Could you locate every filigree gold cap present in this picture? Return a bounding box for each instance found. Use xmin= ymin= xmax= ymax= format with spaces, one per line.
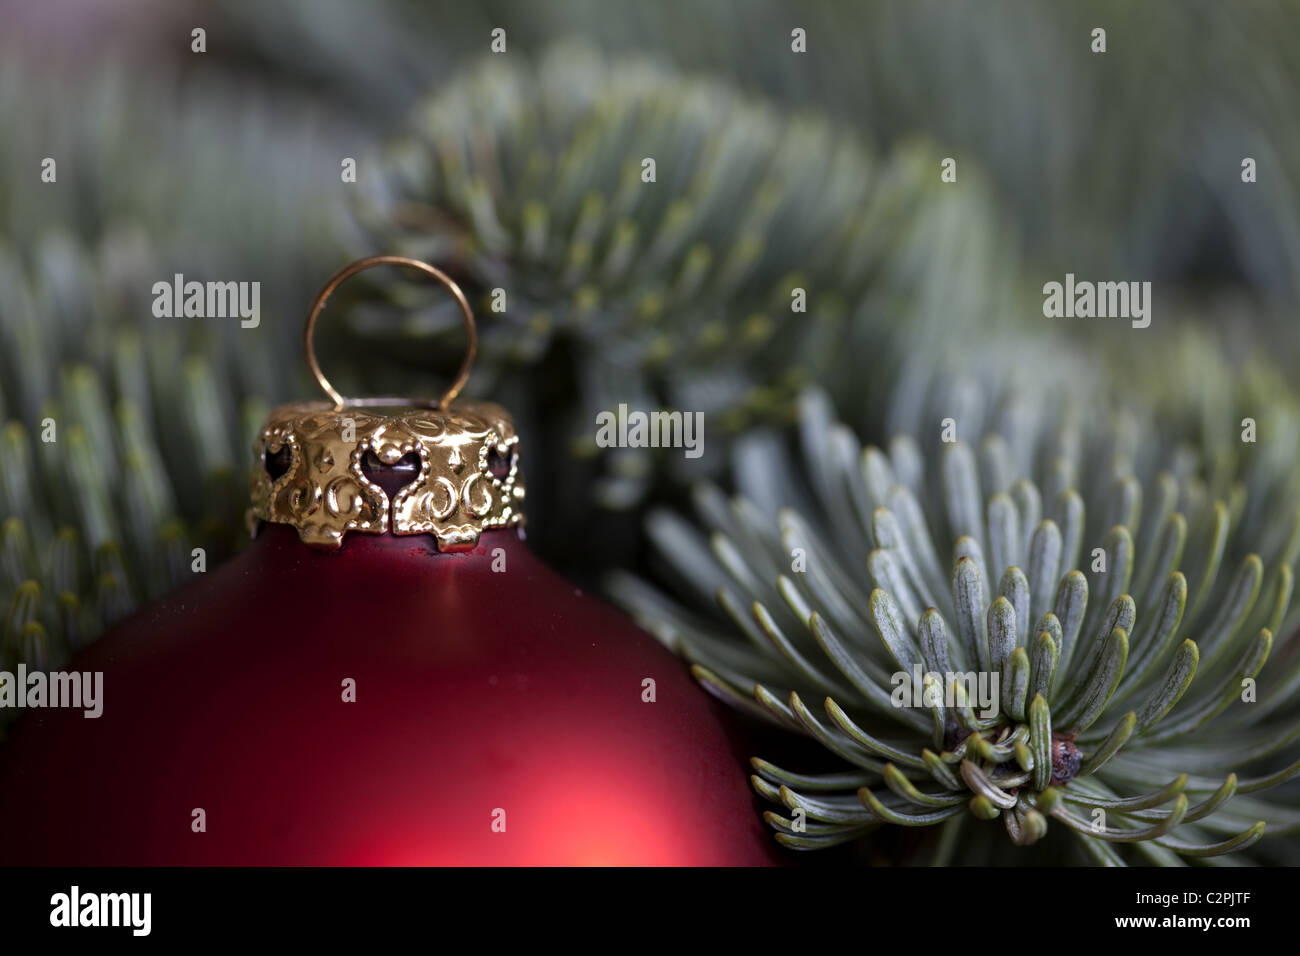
xmin=247 ymin=256 xmax=525 ymax=550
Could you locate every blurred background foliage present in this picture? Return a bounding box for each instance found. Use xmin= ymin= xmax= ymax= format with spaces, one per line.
xmin=1 ymin=0 xmax=1298 ymax=674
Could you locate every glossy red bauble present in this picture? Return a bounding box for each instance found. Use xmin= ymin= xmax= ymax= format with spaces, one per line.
xmin=0 ymin=526 xmax=779 ymax=865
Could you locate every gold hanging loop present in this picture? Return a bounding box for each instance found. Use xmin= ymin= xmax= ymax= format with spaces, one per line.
xmin=303 ymin=255 xmax=478 ymax=411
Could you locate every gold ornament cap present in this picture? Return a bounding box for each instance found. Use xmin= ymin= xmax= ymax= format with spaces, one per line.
xmin=248 ymin=256 xmax=525 ymax=550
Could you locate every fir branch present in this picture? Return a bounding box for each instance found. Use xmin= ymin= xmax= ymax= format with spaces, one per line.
xmin=614 ymin=356 xmax=1300 ymax=864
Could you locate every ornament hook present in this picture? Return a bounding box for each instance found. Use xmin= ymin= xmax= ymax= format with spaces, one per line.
xmin=304 ymin=255 xmax=478 ymax=411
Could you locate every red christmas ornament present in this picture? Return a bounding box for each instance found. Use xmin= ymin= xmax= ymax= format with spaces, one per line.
xmin=0 ymin=257 xmax=779 ymax=866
